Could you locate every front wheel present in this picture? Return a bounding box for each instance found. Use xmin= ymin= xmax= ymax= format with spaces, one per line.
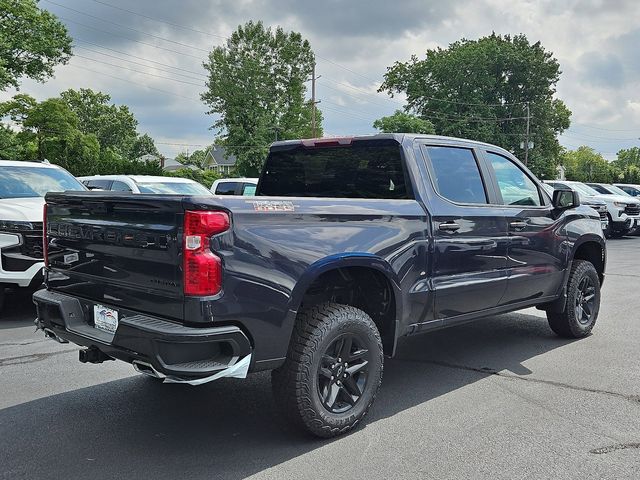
xmin=272 ymin=303 xmax=383 ymax=438
xmin=546 ymin=260 xmax=601 ymax=338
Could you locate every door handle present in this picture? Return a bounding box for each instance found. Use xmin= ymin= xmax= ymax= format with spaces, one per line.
xmin=509 ymin=221 xmax=528 ymax=231
xmin=438 ymin=221 xmax=461 ymax=232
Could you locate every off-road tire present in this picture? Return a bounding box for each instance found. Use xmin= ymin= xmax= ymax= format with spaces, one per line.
xmin=547 ymin=260 xmax=600 ymax=338
xmin=271 ymin=302 xmax=383 ymax=438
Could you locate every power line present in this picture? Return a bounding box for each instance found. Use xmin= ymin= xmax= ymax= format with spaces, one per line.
xmin=572 ymin=123 xmax=640 ymax=133
xmin=73 ymin=53 xmax=204 ymax=86
xmin=88 ymin=0 xmax=226 ymax=39
xmin=43 ymin=0 xmax=209 ymax=53
xmin=74 ymin=39 xmax=208 ymax=77
xmin=563 ymin=129 xmax=638 ymax=142
xmin=53 ymin=14 xmax=204 ymax=60
xmin=66 ymin=64 xmax=202 ymax=102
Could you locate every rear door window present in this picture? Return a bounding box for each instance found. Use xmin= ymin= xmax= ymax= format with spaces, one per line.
xmin=258 ymin=143 xmax=411 ymax=199
xmin=423 ymin=146 xmax=487 ymax=204
xmin=215 ymin=182 xmax=239 ymax=195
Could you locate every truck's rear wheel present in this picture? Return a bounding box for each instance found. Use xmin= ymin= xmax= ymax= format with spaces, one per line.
xmin=271 ymin=302 xmax=383 ymax=438
xmin=547 ymin=260 xmax=600 ymax=338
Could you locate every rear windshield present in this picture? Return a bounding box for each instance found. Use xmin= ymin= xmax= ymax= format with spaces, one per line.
xmin=0 ymin=166 xmax=85 ymax=199
xmin=257 ymin=143 xmax=411 ymax=199
xmin=136 ymin=181 xmax=211 ymax=195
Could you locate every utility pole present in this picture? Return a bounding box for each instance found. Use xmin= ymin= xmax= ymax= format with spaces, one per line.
xmin=310 ymin=62 xmax=321 ymax=138
xmin=524 ymin=101 xmax=531 ymax=166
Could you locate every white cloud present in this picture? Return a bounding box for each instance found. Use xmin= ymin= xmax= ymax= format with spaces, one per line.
xmin=2 ymin=0 xmax=638 ymax=158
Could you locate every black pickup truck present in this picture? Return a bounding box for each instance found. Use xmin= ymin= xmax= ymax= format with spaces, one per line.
xmin=34 ymin=134 xmax=605 ymax=437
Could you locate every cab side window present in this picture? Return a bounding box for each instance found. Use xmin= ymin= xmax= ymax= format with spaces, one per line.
xmin=486 ymin=152 xmax=542 ymax=206
xmin=423 ymin=146 xmax=488 ymax=204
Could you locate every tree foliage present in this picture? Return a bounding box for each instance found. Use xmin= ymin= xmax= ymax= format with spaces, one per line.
xmin=611 ymin=147 xmax=640 ymax=184
xmin=373 ymin=110 xmax=435 ymax=134
xmin=559 ymin=145 xmax=640 ymax=184
xmin=130 ymin=133 xmax=159 ymax=158
xmin=60 ymin=88 xmax=139 ymax=156
xmin=202 ymin=21 xmax=321 ymax=176
xmin=561 ymin=146 xmax=614 ymax=183
xmin=0 ymin=0 xmax=72 ymax=90
xmin=379 ymin=33 xmax=571 ymax=179
xmin=176 ymin=148 xmax=210 ymax=170
xmin=0 ymin=91 xmax=162 ymax=176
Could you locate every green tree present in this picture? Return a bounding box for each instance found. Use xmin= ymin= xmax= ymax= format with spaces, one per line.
xmin=373 ymin=110 xmax=435 ymax=134
xmin=561 ymin=146 xmax=615 ymax=183
xmin=611 ymin=147 xmax=640 ymax=183
xmin=0 ymin=0 xmax=72 ymax=90
xmin=60 ymin=88 xmax=138 ymax=156
xmin=202 ymin=21 xmax=320 ymax=176
xmin=0 ymin=124 xmax=21 ymax=159
xmin=379 ymin=33 xmax=571 ymax=179
xmin=176 ymin=148 xmax=210 ymax=170
xmin=130 ymin=133 xmax=159 ymax=158
xmin=20 ymin=96 xmax=78 ymax=159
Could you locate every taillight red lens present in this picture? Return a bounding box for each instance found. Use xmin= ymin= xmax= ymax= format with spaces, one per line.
xmin=183 ymin=211 xmax=229 ymax=296
xmin=43 ymin=204 xmax=49 ymax=266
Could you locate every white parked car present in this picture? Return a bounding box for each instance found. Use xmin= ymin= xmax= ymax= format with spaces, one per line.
xmin=613 ymin=183 xmax=640 ymax=197
xmin=211 ymin=178 xmax=258 ymax=196
xmin=0 ymin=160 xmax=86 ymax=311
xmin=78 ymin=175 xmax=212 ymax=195
xmin=546 ymin=180 xmax=640 ymax=238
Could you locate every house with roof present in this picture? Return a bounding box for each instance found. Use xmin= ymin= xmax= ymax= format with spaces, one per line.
xmin=206 ymin=146 xmax=237 ymax=175
xmin=160 ymin=146 xmax=238 ymax=174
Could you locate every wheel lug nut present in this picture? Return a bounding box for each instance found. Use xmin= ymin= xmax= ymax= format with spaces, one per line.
xmin=343 ymin=373 xmax=347 ymax=378
xmin=338 ymin=358 xmax=342 ymax=362
xmin=330 ymin=376 xmax=334 ymax=380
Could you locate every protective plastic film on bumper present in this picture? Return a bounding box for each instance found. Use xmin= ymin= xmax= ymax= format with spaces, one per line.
xmin=134 ymin=353 xmax=253 ymax=386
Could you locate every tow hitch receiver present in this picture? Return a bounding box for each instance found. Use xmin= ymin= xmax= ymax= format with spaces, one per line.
xmin=79 ymin=347 xmax=114 ymax=364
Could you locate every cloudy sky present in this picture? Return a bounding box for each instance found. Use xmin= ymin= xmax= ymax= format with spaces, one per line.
xmin=3 ymin=0 xmax=640 ymax=159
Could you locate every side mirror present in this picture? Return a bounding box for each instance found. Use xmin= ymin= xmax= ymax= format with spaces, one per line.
xmin=553 ymin=188 xmax=580 ymax=209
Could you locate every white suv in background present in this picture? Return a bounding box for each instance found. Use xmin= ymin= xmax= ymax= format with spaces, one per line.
xmin=546 ymin=180 xmax=640 ymax=238
xmin=0 ymin=161 xmax=86 ymax=311
xmin=78 ymin=175 xmax=212 ymax=195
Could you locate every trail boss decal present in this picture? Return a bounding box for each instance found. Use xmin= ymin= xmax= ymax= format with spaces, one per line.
xmin=252 ymin=201 xmax=295 ymax=212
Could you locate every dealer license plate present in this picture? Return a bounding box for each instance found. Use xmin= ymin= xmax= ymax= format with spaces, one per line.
xmin=93 ymin=304 xmax=119 ymax=334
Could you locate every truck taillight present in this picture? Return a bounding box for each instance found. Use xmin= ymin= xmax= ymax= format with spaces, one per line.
xmin=43 ymin=204 xmax=49 ymax=266
xmin=183 ymin=211 xmax=230 ymax=296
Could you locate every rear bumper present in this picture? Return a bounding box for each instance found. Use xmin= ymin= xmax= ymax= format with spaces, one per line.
xmin=33 ymin=289 xmax=252 ymax=381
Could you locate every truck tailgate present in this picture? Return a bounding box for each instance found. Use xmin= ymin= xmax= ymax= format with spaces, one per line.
xmin=45 ymin=192 xmax=190 ymax=321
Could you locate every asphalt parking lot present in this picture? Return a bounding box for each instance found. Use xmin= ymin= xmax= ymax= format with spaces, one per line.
xmin=1 ymin=240 xmax=639 ymax=480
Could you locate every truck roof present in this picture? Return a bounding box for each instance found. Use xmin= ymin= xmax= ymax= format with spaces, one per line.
xmin=270 ymin=133 xmax=514 ymax=156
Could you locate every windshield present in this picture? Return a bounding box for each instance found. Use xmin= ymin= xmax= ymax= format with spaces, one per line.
xmin=606 ymin=184 xmax=632 ymax=196
xmin=136 ymin=181 xmax=212 ymax=195
xmin=0 ymin=166 xmax=85 ymax=199
xmin=571 ymin=183 xmax=600 ymax=197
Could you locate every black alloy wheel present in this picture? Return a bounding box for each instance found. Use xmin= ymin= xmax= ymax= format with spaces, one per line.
xmin=317 ymin=333 xmax=370 ymax=414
